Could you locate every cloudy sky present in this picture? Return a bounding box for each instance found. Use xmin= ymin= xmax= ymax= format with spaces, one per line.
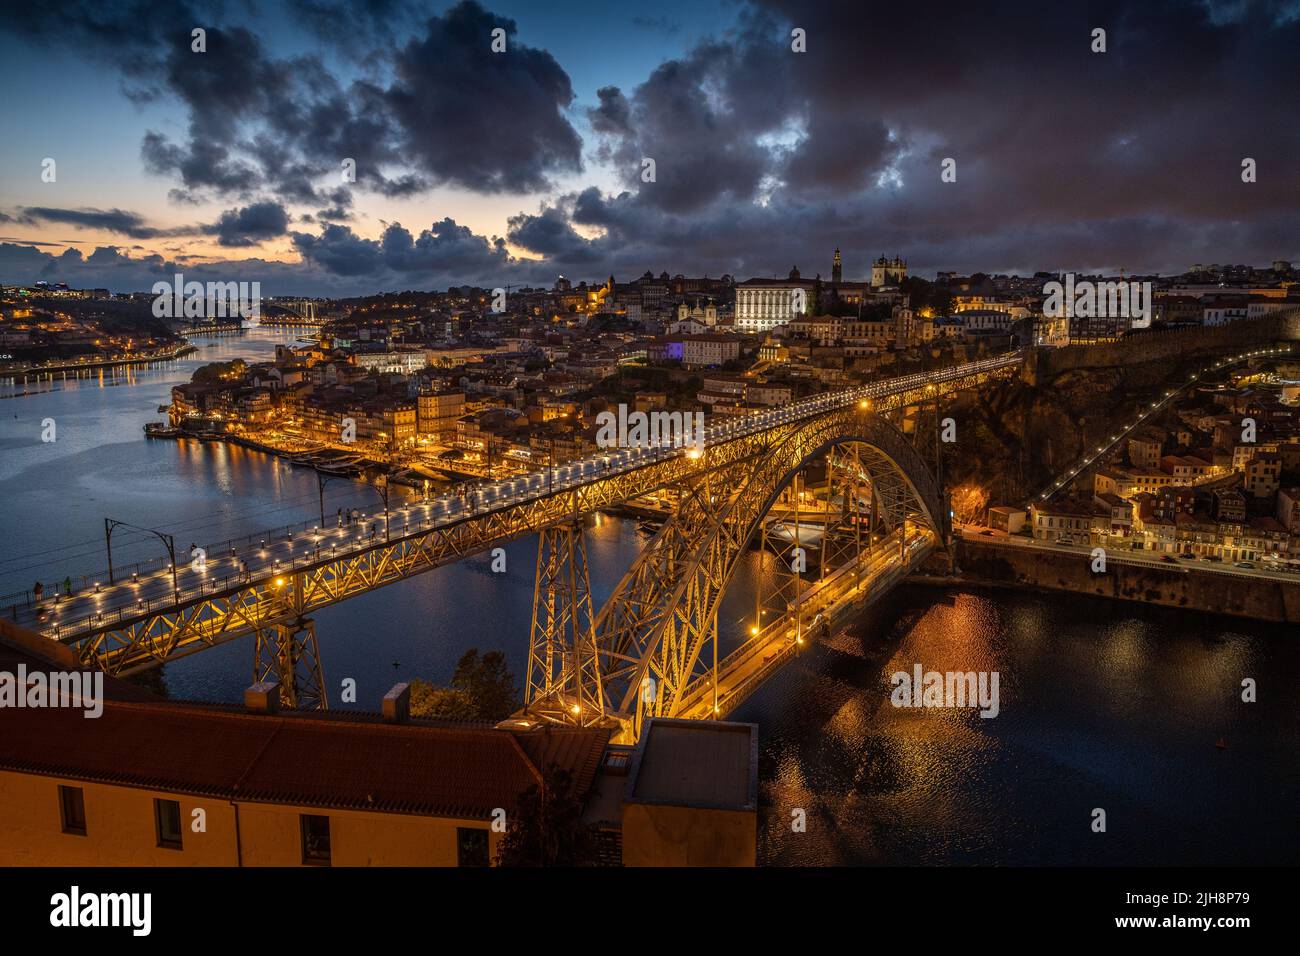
xmin=1 ymin=0 xmax=1297 ymax=295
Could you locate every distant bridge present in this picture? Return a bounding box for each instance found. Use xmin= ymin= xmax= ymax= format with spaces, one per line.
xmin=257 ymin=299 xmax=322 ymax=326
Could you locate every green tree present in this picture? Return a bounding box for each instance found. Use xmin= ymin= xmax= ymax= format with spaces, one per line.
xmin=495 ymin=765 xmax=602 ymax=867
xmin=191 ymin=359 xmax=245 ymax=384
xmin=408 ymin=680 xmax=478 ymax=720
xmin=450 ymin=648 xmax=520 ymax=721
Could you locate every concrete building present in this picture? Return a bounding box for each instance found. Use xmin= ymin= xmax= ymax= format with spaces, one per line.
xmin=987 ymin=506 xmax=1027 ymax=534
xmin=682 ymin=334 xmax=742 ymax=368
xmin=1128 ymin=434 xmax=1162 ymax=469
xmin=416 ymin=390 xmax=465 ymax=441
xmin=1277 ymin=487 xmax=1300 ymax=531
xmin=1029 ymin=500 xmax=1094 ymax=545
xmin=618 ymin=718 xmax=757 ymax=867
xmin=353 ymin=350 xmax=428 ymax=375
xmin=734 ymin=271 xmax=815 ymax=333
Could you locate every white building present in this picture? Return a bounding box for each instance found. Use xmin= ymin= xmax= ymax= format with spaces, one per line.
xmin=353 ymin=350 xmax=428 ymax=374
xmin=682 ymin=334 xmax=742 ymax=368
xmin=734 ymin=272 xmax=815 ymax=333
xmin=1203 ymin=306 xmax=1249 ymax=326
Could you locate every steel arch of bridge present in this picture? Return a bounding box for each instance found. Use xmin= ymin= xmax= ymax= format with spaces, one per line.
xmin=577 ymin=409 xmax=946 ymax=736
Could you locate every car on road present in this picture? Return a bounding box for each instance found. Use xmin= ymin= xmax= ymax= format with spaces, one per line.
xmin=1235 ymin=562 xmax=1255 ymax=569
xmin=1161 ymin=555 xmax=1178 ymax=563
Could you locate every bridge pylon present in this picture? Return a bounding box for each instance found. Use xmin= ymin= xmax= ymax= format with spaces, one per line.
xmin=252 ymin=616 xmax=328 ymax=710
xmin=523 ymin=518 xmax=606 ymax=727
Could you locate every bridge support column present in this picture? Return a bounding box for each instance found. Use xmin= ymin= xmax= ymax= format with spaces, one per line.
xmin=252 ymin=616 xmax=327 ymax=710
xmin=524 ymin=519 xmax=604 ymax=726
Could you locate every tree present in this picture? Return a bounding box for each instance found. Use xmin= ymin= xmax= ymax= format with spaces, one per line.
xmin=931 ymin=288 xmax=954 ymax=317
xmin=949 ymin=483 xmax=990 ymax=525
xmin=450 ymin=648 xmax=520 ymax=721
xmin=495 ymin=765 xmax=602 ymax=867
xmin=191 ymin=359 xmax=246 ymax=384
xmin=408 ymin=680 xmax=478 ymax=720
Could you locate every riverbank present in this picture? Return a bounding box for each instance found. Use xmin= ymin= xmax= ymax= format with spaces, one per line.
xmin=910 ymin=537 xmax=1300 ymax=623
xmin=0 ymin=343 xmax=197 ymax=379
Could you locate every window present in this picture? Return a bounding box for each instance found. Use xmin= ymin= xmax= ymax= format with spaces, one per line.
xmin=59 ymin=786 xmax=86 ymax=835
xmin=155 ymin=799 xmax=182 ymax=849
xmin=300 ymin=814 xmax=331 ymax=865
xmin=456 ymin=827 xmax=490 ymax=867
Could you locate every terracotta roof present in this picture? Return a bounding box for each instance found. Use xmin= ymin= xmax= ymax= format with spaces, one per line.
xmin=0 ymin=697 xmax=610 ymax=820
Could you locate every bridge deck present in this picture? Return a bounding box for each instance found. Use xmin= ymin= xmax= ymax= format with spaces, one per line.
xmin=676 ymin=529 xmax=935 ymax=720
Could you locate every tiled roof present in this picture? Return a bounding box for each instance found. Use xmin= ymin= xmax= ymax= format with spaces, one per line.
xmin=0 ymin=697 xmax=610 ymax=820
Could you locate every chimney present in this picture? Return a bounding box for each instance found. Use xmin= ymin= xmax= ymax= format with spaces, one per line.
xmin=244 ymin=681 xmax=280 ymax=714
xmin=382 ymin=683 xmax=411 ymax=724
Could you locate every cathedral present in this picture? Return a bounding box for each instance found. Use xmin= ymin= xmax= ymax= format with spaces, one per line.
xmin=871 ymin=254 xmax=907 ymax=287
xmin=828 ymin=249 xmax=907 ymax=289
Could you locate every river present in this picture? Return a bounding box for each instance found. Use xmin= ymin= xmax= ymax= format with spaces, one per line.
xmin=1 ymin=327 xmax=1295 ymax=865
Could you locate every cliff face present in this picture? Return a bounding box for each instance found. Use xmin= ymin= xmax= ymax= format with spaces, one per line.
xmin=938 ymin=351 xmax=1210 ymax=504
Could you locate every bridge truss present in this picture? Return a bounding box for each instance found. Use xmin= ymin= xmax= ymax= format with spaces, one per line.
xmin=523 ymin=407 xmax=948 ymax=739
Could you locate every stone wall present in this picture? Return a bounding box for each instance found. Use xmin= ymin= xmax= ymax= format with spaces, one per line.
xmin=944 ymin=538 xmax=1300 ymax=623
xmin=1025 ymin=310 xmax=1300 ymax=382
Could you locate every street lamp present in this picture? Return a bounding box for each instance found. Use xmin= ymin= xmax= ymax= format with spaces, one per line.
xmin=104 ymin=517 xmax=177 ymax=596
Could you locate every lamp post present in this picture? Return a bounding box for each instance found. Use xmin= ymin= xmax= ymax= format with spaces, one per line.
xmin=104 ymin=518 xmax=177 ymax=597
xmin=373 ymin=475 xmax=391 ymax=541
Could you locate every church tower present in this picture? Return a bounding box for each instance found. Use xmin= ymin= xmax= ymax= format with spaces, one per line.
xmin=832 ymin=248 xmax=842 ymax=284
xmin=871 ymin=254 xmax=907 ymax=287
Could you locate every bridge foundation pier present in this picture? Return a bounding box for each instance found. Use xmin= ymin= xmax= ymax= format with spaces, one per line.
xmin=252 ymin=616 xmax=328 ymax=710
xmin=523 ymin=518 xmax=605 ymax=727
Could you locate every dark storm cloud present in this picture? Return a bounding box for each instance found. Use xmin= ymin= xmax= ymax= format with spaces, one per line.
xmin=286 ymin=0 xmax=425 ymax=52
xmin=10 ymin=203 xmax=291 ymax=247
xmin=291 ymin=217 xmax=514 ymax=283
xmin=506 ymin=204 xmax=599 ymax=262
xmin=1 ymin=0 xmax=584 ymax=208
xmin=385 ymin=1 xmax=583 ymax=193
xmin=551 ymin=0 xmax=1300 ymax=277
xmin=588 ymin=87 xmax=632 ymax=137
xmin=0 ymin=239 xmax=445 ymax=298
xmin=290 ymin=224 xmax=386 ymax=276
xmin=3 ymin=0 xmax=1298 ymax=289
xmin=213 ymin=202 xmax=291 ymax=247
xmin=586 ymin=34 xmax=788 ymax=214
xmin=13 ymin=207 xmax=198 ymax=240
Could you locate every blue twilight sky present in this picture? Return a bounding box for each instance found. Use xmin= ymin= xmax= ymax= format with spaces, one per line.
xmin=1 ymin=0 xmax=1297 ymax=295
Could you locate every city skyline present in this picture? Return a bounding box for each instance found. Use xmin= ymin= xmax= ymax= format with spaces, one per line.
xmin=2 ymin=0 xmax=1299 ymax=296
